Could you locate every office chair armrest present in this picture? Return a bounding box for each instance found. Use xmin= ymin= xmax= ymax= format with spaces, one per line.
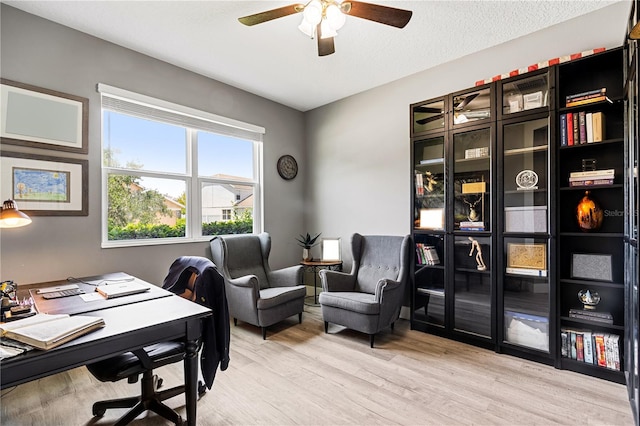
xmin=319 ymin=269 xmax=355 ymax=292
xmin=132 ymin=348 xmax=153 ymax=370
xmin=268 ymin=265 xmax=303 ymax=287
xmin=374 ymin=279 xmax=401 ymax=303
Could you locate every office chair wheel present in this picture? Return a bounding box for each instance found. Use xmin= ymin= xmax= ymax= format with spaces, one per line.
xmin=198 ymin=380 xmax=207 ymax=398
xmin=93 ymin=407 xmax=106 ymax=417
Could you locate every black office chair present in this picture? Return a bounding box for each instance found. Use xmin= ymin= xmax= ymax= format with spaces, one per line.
xmin=86 ymin=257 xmax=230 ymax=426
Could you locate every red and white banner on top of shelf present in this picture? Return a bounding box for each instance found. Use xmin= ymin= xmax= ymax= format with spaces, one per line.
xmin=474 ymin=47 xmax=606 ymax=87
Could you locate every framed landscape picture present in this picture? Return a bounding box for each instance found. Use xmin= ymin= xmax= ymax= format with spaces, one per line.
xmin=0 ymin=151 xmax=88 ymax=216
xmin=0 ymin=79 xmax=88 ymax=154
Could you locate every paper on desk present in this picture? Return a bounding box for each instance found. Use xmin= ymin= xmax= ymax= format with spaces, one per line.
xmin=80 ymin=292 xmax=104 ymax=302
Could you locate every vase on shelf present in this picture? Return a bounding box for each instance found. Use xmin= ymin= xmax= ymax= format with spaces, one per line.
xmin=576 ymin=190 xmax=603 ymax=232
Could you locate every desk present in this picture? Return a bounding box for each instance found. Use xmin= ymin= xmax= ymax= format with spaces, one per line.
xmin=300 ymin=260 xmax=342 ymax=306
xmin=1 ymin=275 xmax=211 ymax=426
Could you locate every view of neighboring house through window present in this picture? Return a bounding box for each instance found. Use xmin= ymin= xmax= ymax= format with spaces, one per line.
xmin=99 ymin=84 xmax=264 ymax=247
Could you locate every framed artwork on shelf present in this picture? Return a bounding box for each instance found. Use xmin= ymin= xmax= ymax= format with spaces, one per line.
xmin=571 ymin=253 xmax=613 ymax=282
xmin=507 ymin=243 xmax=547 ymax=270
xmin=0 ymin=151 xmax=88 ymax=216
xmin=0 ymin=79 xmax=88 ymax=154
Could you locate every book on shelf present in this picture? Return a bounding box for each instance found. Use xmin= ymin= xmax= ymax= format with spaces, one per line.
xmin=459 ymin=221 xmax=485 ymax=231
xmin=505 ymin=267 xmax=548 ymax=277
xmin=560 ymin=114 xmax=567 ymax=146
xmin=569 ymin=169 xmax=614 ymax=178
xmin=585 ymin=112 xmax=593 ymax=143
xmin=566 ymin=88 xmax=607 ymax=103
xmin=566 ymin=112 xmax=574 ymax=146
xmin=566 ymin=94 xmax=612 ymax=108
xmin=569 ymin=309 xmax=614 ymax=324
xmin=568 ymin=308 xmax=613 ymax=320
xmin=573 ymin=113 xmax=579 ymax=145
xmin=561 ymin=327 xmax=620 ymax=371
xmin=568 ymin=178 xmax=614 ymax=187
xmin=0 ymin=313 xmax=105 ymax=350
xmin=578 ymin=111 xmax=587 ymax=144
xmin=592 ymin=111 xmax=605 ymax=142
xmin=415 ymin=243 xmax=440 ymax=265
xmin=419 ymin=158 xmax=444 ymax=165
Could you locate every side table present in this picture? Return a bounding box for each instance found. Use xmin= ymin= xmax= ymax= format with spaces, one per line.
xmin=300 ymin=260 xmax=342 ymax=306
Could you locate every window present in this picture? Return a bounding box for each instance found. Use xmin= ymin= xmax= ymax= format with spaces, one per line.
xmin=99 ymin=84 xmax=264 ymax=247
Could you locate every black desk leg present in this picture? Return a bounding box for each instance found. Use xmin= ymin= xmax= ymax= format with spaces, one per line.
xmin=184 ymin=319 xmax=202 ymax=426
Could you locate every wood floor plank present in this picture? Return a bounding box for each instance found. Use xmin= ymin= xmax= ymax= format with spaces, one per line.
xmin=0 ymin=306 xmax=634 ymax=425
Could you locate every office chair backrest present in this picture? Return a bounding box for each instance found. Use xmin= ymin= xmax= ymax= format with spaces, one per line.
xmin=163 ymin=256 xmax=216 ymax=304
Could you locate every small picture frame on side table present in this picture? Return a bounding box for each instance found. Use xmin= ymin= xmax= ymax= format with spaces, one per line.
xmin=571 ymin=253 xmax=613 ymax=282
xmin=321 ymin=238 xmax=341 ymax=262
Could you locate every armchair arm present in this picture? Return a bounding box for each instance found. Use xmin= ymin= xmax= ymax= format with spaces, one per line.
xmin=374 ymin=278 xmax=402 ymax=304
xmin=226 ymin=275 xmax=260 ymax=305
xmin=268 ymin=265 xmax=303 ymax=287
xmin=319 ymin=269 xmax=355 ymax=292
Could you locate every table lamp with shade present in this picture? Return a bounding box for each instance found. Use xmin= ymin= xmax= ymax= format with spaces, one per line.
xmin=0 ymin=199 xmax=32 ymax=228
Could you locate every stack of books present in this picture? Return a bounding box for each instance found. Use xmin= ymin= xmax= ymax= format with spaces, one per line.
xmin=559 ymin=111 xmax=606 ymax=146
xmin=459 ymin=221 xmax=484 ymax=231
xmin=568 ymin=308 xmax=613 ymax=324
xmin=415 ymin=243 xmax=440 ymax=265
xmin=565 ymin=87 xmax=611 ymax=107
xmin=561 ymin=327 xmax=620 ymax=371
xmin=569 ymin=169 xmax=614 ymax=187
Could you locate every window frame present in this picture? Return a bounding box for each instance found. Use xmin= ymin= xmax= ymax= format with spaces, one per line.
xmin=99 ymin=84 xmax=264 ymax=248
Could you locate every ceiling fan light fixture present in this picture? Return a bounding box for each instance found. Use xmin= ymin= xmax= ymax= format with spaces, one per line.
xmin=325 ymin=3 xmax=346 ymax=30
xmin=302 ymin=0 xmax=323 ymax=26
xmin=320 ymin=19 xmax=338 ymax=39
xmin=298 ymin=19 xmax=315 ymax=38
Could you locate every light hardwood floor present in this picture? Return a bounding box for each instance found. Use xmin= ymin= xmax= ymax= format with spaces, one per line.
xmin=1 ymin=305 xmax=634 ymax=425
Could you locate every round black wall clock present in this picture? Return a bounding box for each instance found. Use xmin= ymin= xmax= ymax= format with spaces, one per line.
xmin=277 ymin=155 xmax=298 ymax=180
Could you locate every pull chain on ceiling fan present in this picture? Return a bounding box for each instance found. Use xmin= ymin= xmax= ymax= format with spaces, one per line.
xmin=238 ymin=1 xmax=413 ymax=56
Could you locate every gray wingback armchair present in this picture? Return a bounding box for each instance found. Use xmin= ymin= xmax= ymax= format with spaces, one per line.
xmin=210 ymin=233 xmax=306 ymax=339
xmin=318 ymin=233 xmax=411 ymax=348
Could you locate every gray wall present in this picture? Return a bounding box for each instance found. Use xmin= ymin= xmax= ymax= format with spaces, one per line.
xmin=304 ymin=2 xmax=629 ymax=270
xmin=0 ymin=5 xmax=305 ymax=285
xmin=0 ymin=2 xmax=630 ymax=287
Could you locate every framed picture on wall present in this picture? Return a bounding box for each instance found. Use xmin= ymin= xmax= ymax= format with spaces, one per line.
xmin=0 ymin=151 xmax=88 ymax=216
xmin=0 ymin=79 xmax=89 ymax=154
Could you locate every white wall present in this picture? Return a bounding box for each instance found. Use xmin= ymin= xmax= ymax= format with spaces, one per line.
xmin=0 ymin=5 xmax=306 ymax=285
xmin=304 ymin=2 xmax=630 ymax=270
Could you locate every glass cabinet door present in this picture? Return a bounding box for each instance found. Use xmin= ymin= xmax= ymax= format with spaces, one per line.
xmin=452 ymin=87 xmax=492 ymax=127
xmin=452 ymin=126 xmax=492 ymax=337
xmin=414 ymin=136 xmax=445 ymax=230
xmin=501 ymin=115 xmax=550 ymax=352
xmin=501 ymin=73 xmax=550 ymax=116
xmin=502 ymin=117 xmax=549 ymax=232
xmin=413 ymin=234 xmax=445 ymax=328
xmin=453 ymin=235 xmax=491 ymax=337
xmin=453 ymin=128 xmax=491 ymax=232
xmin=412 ymin=99 xmax=445 ymax=135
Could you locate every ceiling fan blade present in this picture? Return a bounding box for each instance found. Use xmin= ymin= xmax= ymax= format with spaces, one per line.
xmin=455 ymin=93 xmax=479 ymax=110
xmin=238 ymin=4 xmax=304 ymax=26
xmin=345 ymin=1 xmax=413 ymax=28
xmin=317 ymin=23 xmax=335 ymax=56
xmin=416 ymin=114 xmax=444 ymax=126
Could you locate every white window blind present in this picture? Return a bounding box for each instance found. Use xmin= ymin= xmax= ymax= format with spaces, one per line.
xmin=97 ymin=83 xmax=265 ymax=142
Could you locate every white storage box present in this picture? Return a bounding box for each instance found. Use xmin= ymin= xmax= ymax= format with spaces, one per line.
xmin=504 ymin=206 xmax=547 ymax=233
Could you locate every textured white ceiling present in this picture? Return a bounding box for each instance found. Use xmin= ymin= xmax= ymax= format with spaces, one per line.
xmin=2 ymin=1 xmax=630 ymax=111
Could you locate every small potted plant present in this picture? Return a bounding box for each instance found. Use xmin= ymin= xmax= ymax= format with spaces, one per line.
xmin=296 ymin=232 xmax=321 ymax=261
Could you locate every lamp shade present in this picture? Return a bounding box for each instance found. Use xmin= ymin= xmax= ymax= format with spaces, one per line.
xmin=0 ymin=199 xmax=32 ymax=228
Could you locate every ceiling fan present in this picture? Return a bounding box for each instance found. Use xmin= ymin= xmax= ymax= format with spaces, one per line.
xmin=238 ymin=1 xmax=413 ymax=56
